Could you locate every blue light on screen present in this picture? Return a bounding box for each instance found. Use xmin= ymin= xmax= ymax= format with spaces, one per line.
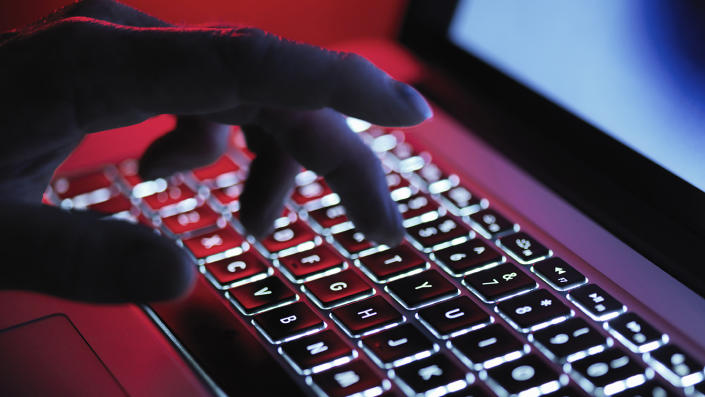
xmin=449 ymin=0 xmax=705 ymax=192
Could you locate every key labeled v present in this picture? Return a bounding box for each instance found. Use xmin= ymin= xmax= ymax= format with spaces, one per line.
xmin=254 ymin=286 xmax=272 ymax=296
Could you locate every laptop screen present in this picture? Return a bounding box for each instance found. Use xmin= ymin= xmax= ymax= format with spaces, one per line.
xmin=448 ymin=1 xmax=705 ymax=193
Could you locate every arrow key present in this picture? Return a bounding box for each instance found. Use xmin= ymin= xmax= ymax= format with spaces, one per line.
xmin=228 ymin=276 xmax=297 ymax=315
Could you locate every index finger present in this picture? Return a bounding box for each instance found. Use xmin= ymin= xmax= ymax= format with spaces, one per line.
xmin=41 ymin=18 xmax=431 ymax=132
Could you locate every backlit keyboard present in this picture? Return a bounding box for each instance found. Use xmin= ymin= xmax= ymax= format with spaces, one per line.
xmin=47 ymin=120 xmax=704 ymax=397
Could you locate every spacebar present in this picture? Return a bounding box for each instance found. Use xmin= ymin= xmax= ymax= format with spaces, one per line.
xmin=149 ymin=274 xmax=306 ymax=397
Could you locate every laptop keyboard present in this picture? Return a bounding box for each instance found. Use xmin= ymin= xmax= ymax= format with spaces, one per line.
xmin=47 ymin=120 xmax=705 ymax=397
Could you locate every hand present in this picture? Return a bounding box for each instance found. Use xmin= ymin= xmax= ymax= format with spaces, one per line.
xmin=0 ymin=0 xmax=431 ymax=303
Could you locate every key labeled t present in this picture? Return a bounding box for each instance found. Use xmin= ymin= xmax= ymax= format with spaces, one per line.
xmin=445 ymin=308 xmax=464 ymax=319
xmin=415 ymin=281 xmax=432 ymax=290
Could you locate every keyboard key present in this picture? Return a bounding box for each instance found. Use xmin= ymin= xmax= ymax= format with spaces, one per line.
xmin=52 ymin=170 xmax=112 ymax=199
xmin=417 ymin=296 xmax=491 ymax=338
xmin=210 ymin=183 xmax=242 ymax=210
xmin=407 ymin=215 xmax=474 ymax=251
xmin=309 ymin=360 xmax=388 ymax=397
xmin=192 ymin=155 xmax=240 ymax=187
xmin=279 ymin=330 xmax=355 ymax=375
xmin=644 ymin=345 xmax=705 ymax=387
xmin=385 ymin=171 xmax=410 ymax=191
xmin=612 ymin=380 xmax=677 ymax=397
xmin=434 ymin=239 xmax=504 ymax=277
xmin=161 ymin=205 xmax=222 ymax=235
xmin=568 ymin=284 xmax=626 ymax=321
xmin=277 ymin=244 xmax=346 ymax=282
xmin=331 ymin=296 xmax=404 ymax=337
xmin=498 ymin=232 xmax=551 ymax=264
xmin=261 ymin=220 xmax=317 ymax=254
xmin=252 ymin=302 xmax=325 ymax=343
xmin=695 ymin=381 xmax=705 ymax=397
xmin=228 ymin=276 xmax=297 ymax=315
xmin=182 ymin=225 xmax=245 ymax=261
xmin=357 ymin=244 xmax=428 ymax=283
xmin=331 ymin=228 xmax=374 ymax=256
xmin=531 ymin=317 xmax=610 ymax=362
xmin=417 ymin=162 xmax=446 ymax=185
xmin=87 ymin=194 xmax=133 ymax=215
xmin=292 ymin=178 xmax=334 ymax=205
xmin=463 ymin=262 xmax=537 ymax=303
xmin=497 ymin=289 xmax=572 ymax=332
xmin=303 ymin=270 xmax=374 ymax=309
xmin=385 ymin=270 xmax=459 ymax=309
xmin=540 ymin=385 xmax=585 ymax=397
xmin=469 ymin=209 xmax=517 ymax=238
xmin=391 ymin=354 xmax=472 ymax=397
xmin=485 ymin=355 xmax=563 ymax=397
xmin=308 ymin=204 xmax=348 ymax=228
xmin=441 ymin=186 xmax=483 ymax=216
xmin=568 ymin=348 xmax=650 ymax=395
xmin=444 ymin=385 xmax=495 ymax=397
xmin=606 ymin=312 xmax=667 ymax=353
xmin=205 ymin=251 xmax=270 ymax=287
xmin=532 ymin=258 xmax=587 ymax=291
xmin=396 ymin=192 xmax=440 ymax=220
xmin=361 ymin=324 xmax=437 ymax=368
xmin=449 ymin=324 xmax=527 ymax=370
xmin=142 ymin=182 xmax=197 ymax=212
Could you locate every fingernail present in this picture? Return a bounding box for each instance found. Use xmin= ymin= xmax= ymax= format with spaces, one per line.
xmin=395 ymin=81 xmax=433 ymax=120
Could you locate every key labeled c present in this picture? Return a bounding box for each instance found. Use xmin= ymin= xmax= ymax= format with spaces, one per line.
xmin=330 ymin=282 xmax=348 ymax=291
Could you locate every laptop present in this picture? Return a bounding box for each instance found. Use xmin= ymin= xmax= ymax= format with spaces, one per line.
xmin=2 ymin=1 xmax=704 ymax=396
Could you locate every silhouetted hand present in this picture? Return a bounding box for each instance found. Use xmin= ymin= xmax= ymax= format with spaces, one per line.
xmin=0 ymin=0 xmax=431 ymax=303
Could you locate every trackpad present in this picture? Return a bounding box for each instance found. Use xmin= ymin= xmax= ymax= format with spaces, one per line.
xmin=0 ymin=314 xmax=127 ymax=397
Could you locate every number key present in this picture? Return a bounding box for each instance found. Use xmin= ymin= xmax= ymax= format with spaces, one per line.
xmin=434 ymin=239 xmax=504 ymax=276
xmin=496 ymin=289 xmax=572 ymax=332
xmin=463 ymin=262 xmax=537 ymax=303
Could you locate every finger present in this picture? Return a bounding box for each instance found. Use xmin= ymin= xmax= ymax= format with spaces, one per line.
xmin=138 ymin=116 xmax=231 ymax=180
xmin=238 ymin=126 xmax=300 ymax=239
xmin=42 ymin=18 xmax=431 ymax=133
xmin=255 ymin=108 xmax=404 ymax=245
xmin=0 ymin=202 xmax=195 ymax=303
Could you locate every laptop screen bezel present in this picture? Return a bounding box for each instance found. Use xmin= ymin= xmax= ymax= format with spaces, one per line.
xmin=398 ymin=0 xmax=705 ymax=297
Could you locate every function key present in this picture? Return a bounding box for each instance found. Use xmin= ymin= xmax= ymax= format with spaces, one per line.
xmin=441 ymin=185 xmax=484 ymax=216
xmin=161 ymin=205 xmax=223 ymax=236
xmin=309 ymin=360 xmax=388 ymax=397
xmin=191 ymin=155 xmax=241 ymax=188
xmin=358 ymin=244 xmax=428 ymax=283
xmin=391 ymin=354 xmax=472 ymax=397
xmin=396 ymin=192 xmax=440 ymax=220
xmin=291 ymin=178 xmax=335 ymax=205
xmin=498 ymin=232 xmax=552 ymax=265
xmin=463 ymin=262 xmax=537 ymax=303
xmin=434 ymin=239 xmax=504 ymax=277
xmin=532 ymin=258 xmax=587 ymax=291
xmin=530 ymin=317 xmax=610 ymax=363
xmin=205 ymin=251 xmax=271 ymax=288
xmin=568 ymin=284 xmax=626 ymax=321
xmin=260 ymin=220 xmax=317 ymax=254
xmin=567 ymin=348 xmax=650 ymax=395
xmin=331 ymin=227 xmax=374 ymax=256
xmin=361 ymin=323 xmax=438 ymax=368
xmin=612 ymin=380 xmax=676 ymax=397
xmin=303 ymin=270 xmax=374 ymax=309
xmin=496 ymin=289 xmax=572 ymax=333
xmin=385 ymin=269 xmax=459 ymax=310
xmin=449 ymin=323 xmax=527 ymax=370
xmin=182 ymin=225 xmax=245 ymax=262
xmin=252 ymin=301 xmax=325 ymax=343
xmin=277 ymin=244 xmax=346 ymax=282
xmin=279 ymin=330 xmax=355 ymax=375
xmin=307 ymin=204 xmax=348 ymax=229
xmin=52 ymin=170 xmax=112 ymax=200
xmin=644 ymin=344 xmax=705 ymax=387
xmin=142 ymin=182 xmax=198 ymax=214
xmin=227 ymin=276 xmax=297 ymax=315
xmin=331 ymin=296 xmax=404 ymax=337
xmin=417 ymin=296 xmax=491 ymax=338
xmin=407 ymin=215 xmax=474 ymax=251
xmin=485 ymin=355 xmax=564 ymax=397
xmin=469 ymin=209 xmax=517 ymax=238
xmin=606 ymin=312 xmax=667 ymax=353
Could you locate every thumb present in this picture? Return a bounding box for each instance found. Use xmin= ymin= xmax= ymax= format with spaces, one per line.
xmin=0 ymin=202 xmax=195 ymax=303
